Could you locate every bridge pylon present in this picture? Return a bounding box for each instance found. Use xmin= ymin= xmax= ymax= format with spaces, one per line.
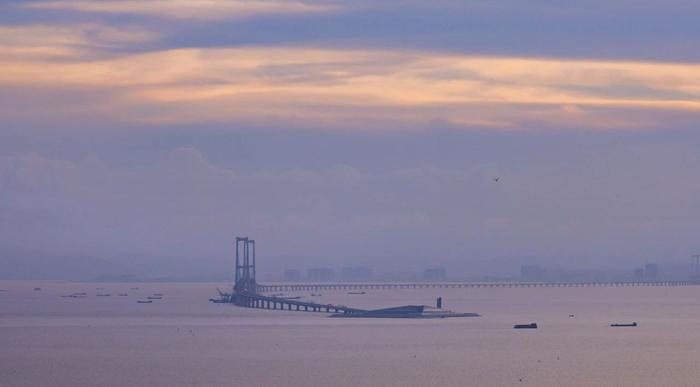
xmin=234 ymin=236 xmax=257 ymax=294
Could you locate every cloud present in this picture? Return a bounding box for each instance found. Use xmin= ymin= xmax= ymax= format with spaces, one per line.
xmin=22 ymin=0 xmax=336 ymax=20
xmin=1 ymin=45 xmax=699 ymax=131
xmin=4 ymin=0 xmax=700 ymax=280
xmin=4 ymin=1 xmax=700 ymax=132
xmin=4 ymin=141 xmax=700 ymax=275
xmin=0 ymin=24 xmax=158 ymax=60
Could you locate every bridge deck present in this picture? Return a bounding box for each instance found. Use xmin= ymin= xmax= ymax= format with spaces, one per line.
xmin=223 ymin=291 xmax=366 ymax=314
xmin=257 ymin=280 xmax=700 ymax=293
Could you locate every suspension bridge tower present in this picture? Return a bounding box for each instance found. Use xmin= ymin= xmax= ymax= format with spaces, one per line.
xmin=234 ymin=236 xmax=257 ymax=294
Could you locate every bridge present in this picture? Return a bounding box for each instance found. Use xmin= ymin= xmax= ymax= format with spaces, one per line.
xmin=215 ymin=237 xmax=700 ymax=313
xmin=213 ymin=237 xmax=365 ymax=315
xmin=258 ymin=279 xmax=700 ymax=293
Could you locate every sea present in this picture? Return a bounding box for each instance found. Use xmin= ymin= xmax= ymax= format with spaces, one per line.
xmin=2 ymin=280 xmax=700 ymax=387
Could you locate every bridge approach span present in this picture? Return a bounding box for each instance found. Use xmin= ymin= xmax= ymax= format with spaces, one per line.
xmin=258 ymin=280 xmax=700 ymax=293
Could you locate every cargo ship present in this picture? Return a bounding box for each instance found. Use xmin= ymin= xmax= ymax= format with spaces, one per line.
xmin=513 ymin=323 xmax=538 ymax=329
xmin=610 ymin=322 xmax=637 ymax=327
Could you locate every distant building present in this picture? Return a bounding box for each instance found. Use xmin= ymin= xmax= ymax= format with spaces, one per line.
xmin=423 ymin=267 xmax=446 ymax=281
xmin=633 ymin=268 xmax=644 ymax=281
xmin=644 ymin=263 xmax=659 ymax=280
xmin=341 ymin=266 xmax=373 ymax=282
xmin=283 ymin=269 xmax=301 ymax=282
xmin=520 ymin=265 xmax=546 ymax=282
xmin=306 ymin=268 xmax=334 ymax=282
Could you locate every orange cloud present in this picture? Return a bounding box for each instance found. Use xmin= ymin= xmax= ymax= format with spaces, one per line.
xmin=1 ymin=40 xmax=699 ymax=130
xmin=0 ymin=24 xmax=158 ymax=60
xmin=23 ymin=0 xmax=337 ymax=20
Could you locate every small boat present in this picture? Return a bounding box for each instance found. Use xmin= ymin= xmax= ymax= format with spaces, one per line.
xmin=348 ymin=291 xmax=366 ymax=295
xmin=153 ymin=293 xmax=163 ymax=296
xmin=514 ymin=323 xmax=538 ymax=329
xmin=610 ymin=322 xmax=637 ymax=327
xmin=137 ymin=300 xmax=153 ymax=303
xmin=130 ymin=287 xmax=139 ymax=290
xmin=118 ymin=293 xmax=128 ymax=296
xmin=147 ymin=296 xmax=162 ymax=300
xmin=311 ymin=293 xmax=322 ymax=297
xmin=33 ymin=287 xmax=41 ymax=291
xmin=96 ymin=294 xmax=111 ymax=297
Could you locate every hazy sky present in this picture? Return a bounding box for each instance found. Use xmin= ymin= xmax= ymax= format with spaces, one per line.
xmin=1 ymin=0 xmax=700 ymax=280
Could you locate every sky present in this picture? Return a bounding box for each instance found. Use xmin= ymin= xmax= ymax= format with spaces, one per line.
xmin=1 ymin=0 xmax=700 ymax=281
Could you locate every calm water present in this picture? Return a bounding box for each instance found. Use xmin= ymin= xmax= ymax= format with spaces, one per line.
xmin=2 ymin=280 xmax=700 ymax=387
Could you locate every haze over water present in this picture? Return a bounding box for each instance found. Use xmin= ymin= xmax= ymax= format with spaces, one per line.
xmin=3 ymin=281 xmax=700 ymax=387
